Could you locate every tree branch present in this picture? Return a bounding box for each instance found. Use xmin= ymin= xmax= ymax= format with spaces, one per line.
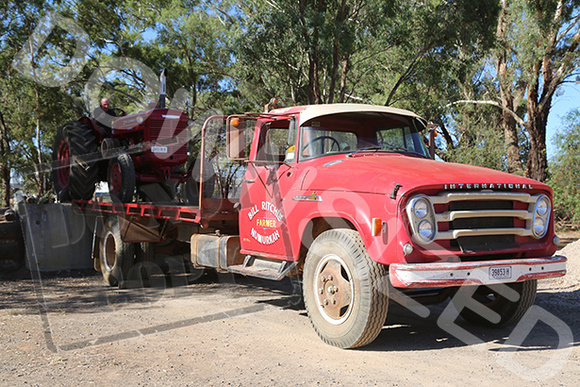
xmin=447 ymin=100 xmax=526 ymax=127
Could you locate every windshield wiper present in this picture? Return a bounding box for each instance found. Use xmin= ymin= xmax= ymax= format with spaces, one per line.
xmin=383 ymin=145 xmax=429 ymax=158
xmin=346 ymin=146 xmax=382 ymax=157
xmin=347 ymin=145 xmax=428 ymax=158
xmin=383 ymin=145 xmax=410 ymax=153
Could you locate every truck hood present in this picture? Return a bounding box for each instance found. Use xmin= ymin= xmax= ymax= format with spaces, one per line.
xmin=299 ymin=154 xmax=548 ymax=196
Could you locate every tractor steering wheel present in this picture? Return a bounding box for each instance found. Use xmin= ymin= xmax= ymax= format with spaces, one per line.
xmin=111 ymin=108 xmax=127 ymax=117
xmin=302 ymin=136 xmax=340 ymax=156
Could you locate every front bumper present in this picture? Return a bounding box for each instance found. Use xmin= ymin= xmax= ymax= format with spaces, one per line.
xmin=389 ymin=256 xmax=567 ymax=289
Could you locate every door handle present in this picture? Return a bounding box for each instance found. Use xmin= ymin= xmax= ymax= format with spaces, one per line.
xmin=244 ymin=179 xmax=255 ymax=183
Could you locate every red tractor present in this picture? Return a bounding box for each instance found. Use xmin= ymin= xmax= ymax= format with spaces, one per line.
xmin=51 ymin=73 xmax=201 ymax=204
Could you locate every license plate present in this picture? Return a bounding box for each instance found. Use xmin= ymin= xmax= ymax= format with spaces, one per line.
xmin=151 ymin=146 xmax=168 ymax=153
xmin=489 ymin=266 xmax=512 ymax=280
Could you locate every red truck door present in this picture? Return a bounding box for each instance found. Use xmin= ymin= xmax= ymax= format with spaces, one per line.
xmin=239 ymin=118 xmax=298 ymax=260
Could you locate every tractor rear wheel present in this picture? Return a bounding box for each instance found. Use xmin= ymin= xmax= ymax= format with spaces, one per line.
xmin=51 ymin=121 xmax=99 ymax=201
xmin=107 ymin=152 xmax=136 ymax=203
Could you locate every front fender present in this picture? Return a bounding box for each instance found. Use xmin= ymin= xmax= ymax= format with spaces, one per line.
xmin=292 ymin=191 xmax=401 ymax=266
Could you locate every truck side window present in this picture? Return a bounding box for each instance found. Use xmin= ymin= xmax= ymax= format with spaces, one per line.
xmin=257 ymin=121 xmax=292 ymax=163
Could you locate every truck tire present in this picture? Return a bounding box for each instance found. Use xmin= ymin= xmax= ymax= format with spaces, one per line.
xmin=452 ymin=280 xmax=537 ymax=327
xmin=303 ymin=229 xmax=389 ymax=348
xmin=107 ymin=152 xmax=136 ymax=203
xmin=52 ymin=121 xmax=99 ymax=201
xmin=100 ymin=217 xmax=135 ymax=286
xmin=126 ymin=243 xmax=162 ymax=288
xmin=135 ymin=242 xmax=155 ymax=262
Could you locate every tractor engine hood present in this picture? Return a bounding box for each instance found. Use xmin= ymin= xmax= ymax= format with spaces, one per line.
xmin=299 ymin=154 xmax=549 ymax=198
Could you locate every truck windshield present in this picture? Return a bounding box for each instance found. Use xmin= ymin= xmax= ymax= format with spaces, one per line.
xmin=299 ymin=112 xmax=429 ymax=160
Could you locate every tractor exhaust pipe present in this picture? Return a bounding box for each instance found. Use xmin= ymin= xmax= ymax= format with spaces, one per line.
xmin=159 ymin=69 xmax=167 ymax=109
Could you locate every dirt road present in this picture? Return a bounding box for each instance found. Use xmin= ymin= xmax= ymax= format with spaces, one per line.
xmin=1 ymin=250 xmax=579 ymax=386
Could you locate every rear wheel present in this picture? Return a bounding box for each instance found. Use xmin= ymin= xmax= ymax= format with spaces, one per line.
xmin=99 ymin=216 xmax=134 ymax=287
xmin=135 ymin=242 xmax=155 ymax=262
xmin=107 ymin=152 xmax=135 ymax=203
xmin=303 ymin=229 xmax=389 ymax=348
xmin=52 ymin=121 xmax=98 ymax=201
xmin=452 ymin=280 xmax=537 ymax=327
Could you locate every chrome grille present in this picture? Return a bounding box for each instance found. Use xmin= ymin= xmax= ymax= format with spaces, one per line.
xmin=429 ymin=192 xmax=539 ymax=241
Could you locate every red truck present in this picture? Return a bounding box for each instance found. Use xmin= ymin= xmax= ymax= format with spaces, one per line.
xmin=79 ymin=103 xmax=566 ymax=349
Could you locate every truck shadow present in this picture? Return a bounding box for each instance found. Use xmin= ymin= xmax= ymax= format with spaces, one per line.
xmin=236 ymin=277 xmax=580 ymax=353
xmin=362 ymin=289 xmax=580 ymax=353
xmin=2 ymin=267 xmax=578 ymax=355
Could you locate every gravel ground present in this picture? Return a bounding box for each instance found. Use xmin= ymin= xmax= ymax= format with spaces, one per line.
xmin=0 ymin=241 xmax=578 ymax=386
xmin=539 ymin=237 xmax=580 ymax=292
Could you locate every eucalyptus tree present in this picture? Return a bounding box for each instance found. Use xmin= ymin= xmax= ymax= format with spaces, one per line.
xmin=454 ymin=0 xmax=580 ymax=181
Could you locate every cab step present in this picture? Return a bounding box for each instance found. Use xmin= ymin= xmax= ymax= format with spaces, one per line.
xmin=191 ymin=234 xmax=297 ymax=280
xmin=228 ymin=256 xmax=297 ymax=281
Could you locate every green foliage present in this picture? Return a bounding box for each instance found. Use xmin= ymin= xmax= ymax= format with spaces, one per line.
xmin=447 ymin=104 xmax=507 ymax=170
xmin=547 ymin=109 xmax=580 ymax=227
xmin=1 ymin=0 xmax=578 ymax=200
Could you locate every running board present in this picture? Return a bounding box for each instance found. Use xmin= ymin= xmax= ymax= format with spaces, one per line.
xmin=191 ymin=234 xmax=296 ymax=280
xmin=228 ymin=256 xmax=297 ymax=281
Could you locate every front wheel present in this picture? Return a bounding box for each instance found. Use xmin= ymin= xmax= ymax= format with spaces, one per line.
xmin=452 ymin=280 xmax=537 ymax=327
xmin=107 ymin=152 xmax=135 ymax=203
xmin=303 ymin=229 xmax=389 ymax=348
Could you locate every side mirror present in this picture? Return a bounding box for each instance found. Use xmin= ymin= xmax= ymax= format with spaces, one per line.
xmin=226 ymin=116 xmax=250 ymax=160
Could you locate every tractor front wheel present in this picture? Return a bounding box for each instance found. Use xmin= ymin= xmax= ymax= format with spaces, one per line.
xmin=107 ymin=152 xmax=136 ymax=203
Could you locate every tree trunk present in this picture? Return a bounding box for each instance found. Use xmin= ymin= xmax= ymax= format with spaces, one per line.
xmin=502 ymin=111 xmax=523 ymax=174
xmin=525 ymin=116 xmax=548 ymax=182
xmin=0 ymin=109 xmax=10 ymax=207
xmin=496 ymin=0 xmax=523 ymax=174
xmin=327 ymin=0 xmax=347 ymax=104
xmin=338 ymin=56 xmax=350 ymax=103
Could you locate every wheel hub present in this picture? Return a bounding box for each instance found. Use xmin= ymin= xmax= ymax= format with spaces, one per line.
xmin=103 ymin=232 xmax=117 ymax=271
xmin=314 ymin=255 xmax=354 ymax=325
xmin=109 ymin=163 xmax=122 ymax=195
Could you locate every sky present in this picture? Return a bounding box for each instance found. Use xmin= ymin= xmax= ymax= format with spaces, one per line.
xmin=546 ymin=83 xmax=580 ymax=160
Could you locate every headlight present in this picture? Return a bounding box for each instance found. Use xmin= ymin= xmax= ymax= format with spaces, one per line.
xmin=532 ymin=194 xmax=551 ymax=238
xmin=418 ymin=220 xmax=434 ymax=240
xmin=413 ymin=198 xmax=429 ymax=218
xmin=533 ymin=217 xmax=546 ymax=235
xmin=406 ymin=195 xmax=437 ymax=244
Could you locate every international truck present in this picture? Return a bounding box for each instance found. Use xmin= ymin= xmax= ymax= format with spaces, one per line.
xmin=72 ymin=103 xmax=566 ymax=348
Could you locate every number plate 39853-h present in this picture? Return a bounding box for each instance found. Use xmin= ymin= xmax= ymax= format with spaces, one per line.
xmin=489 ymin=266 xmax=512 ymax=280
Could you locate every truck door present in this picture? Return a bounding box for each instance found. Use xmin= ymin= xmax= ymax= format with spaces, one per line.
xmin=239 ymin=119 xmax=297 ymax=259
